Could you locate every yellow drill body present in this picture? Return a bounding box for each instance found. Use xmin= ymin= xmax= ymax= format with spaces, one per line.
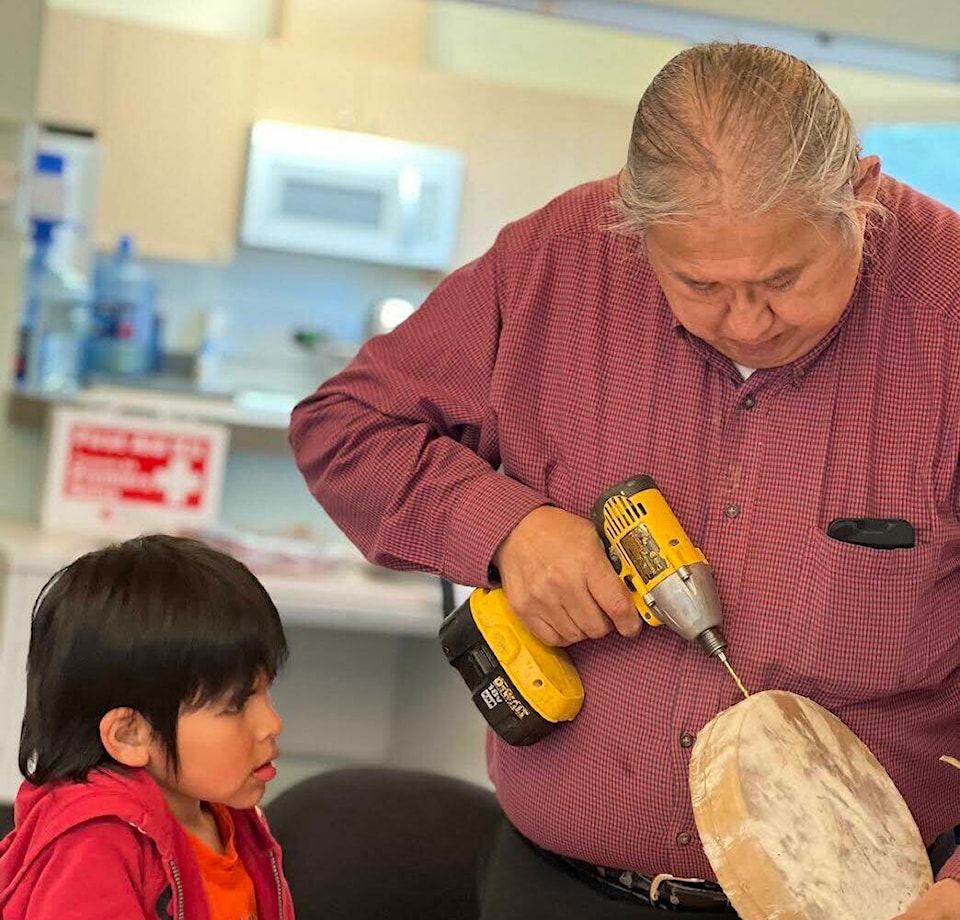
xmin=439 ymin=474 xmax=742 ymax=746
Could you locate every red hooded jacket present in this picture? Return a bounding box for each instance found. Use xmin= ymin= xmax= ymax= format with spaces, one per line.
xmin=0 ymin=767 xmax=295 ymax=919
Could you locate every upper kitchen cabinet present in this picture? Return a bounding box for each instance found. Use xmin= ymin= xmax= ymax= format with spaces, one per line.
xmin=277 ymin=0 xmax=429 ymax=68
xmin=462 ymin=87 xmax=630 ymax=265
xmin=363 ymin=65 xmax=473 ymax=150
xmin=95 ymin=23 xmax=254 ymax=262
xmin=364 ymin=65 xmax=633 ymax=266
xmin=253 ymin=42 xmax=365 ymax=131
xmin=35 ymin=8 xmax=633 ymax=268
xmin=36 ymin=10 xmax=108 ymax=132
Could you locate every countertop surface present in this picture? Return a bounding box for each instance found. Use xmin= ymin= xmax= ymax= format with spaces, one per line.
xmin=0 ymin=518 xmax=445 ymax=638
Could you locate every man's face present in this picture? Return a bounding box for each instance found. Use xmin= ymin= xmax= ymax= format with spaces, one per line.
xmin=645 ymin=206 xmax=864 ymax=369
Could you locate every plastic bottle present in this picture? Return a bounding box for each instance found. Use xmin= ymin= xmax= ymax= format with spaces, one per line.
xmin=194 ymin=309 xmax=227 ymax=393
xmin=88 ymin=235 xmax=157 ymax=376
xmin=19 ymin=219 xmax=92 ymax=393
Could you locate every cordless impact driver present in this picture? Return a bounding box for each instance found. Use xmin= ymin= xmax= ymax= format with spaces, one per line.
xmin=439 ymin=474 xmax=748 ymax=746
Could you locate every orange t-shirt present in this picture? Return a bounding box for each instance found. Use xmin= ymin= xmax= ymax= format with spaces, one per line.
xmin=187 ymin=803 xmax=259 ymax=920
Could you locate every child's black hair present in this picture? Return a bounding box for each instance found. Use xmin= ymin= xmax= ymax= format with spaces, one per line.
xmin=19 ymin=534 xmax=288 ymax=784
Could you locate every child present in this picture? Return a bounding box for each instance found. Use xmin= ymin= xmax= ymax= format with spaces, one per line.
xmin=0 ymin=534 xmax=295 ymax=919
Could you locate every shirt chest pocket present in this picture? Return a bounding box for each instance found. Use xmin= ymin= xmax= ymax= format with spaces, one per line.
xmin=783 ymin=527 xmax=942 ymax=704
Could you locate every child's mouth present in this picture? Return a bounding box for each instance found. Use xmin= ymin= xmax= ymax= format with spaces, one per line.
xmin=253 ymin=761 xmax=277 ymax=782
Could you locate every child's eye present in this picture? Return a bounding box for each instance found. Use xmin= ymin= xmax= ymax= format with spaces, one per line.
xmin=221 ymin=690 xmax=253 ymax=715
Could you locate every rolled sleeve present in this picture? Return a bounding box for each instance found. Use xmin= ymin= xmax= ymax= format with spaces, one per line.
xmin=444 ymin=471 xmax=550 ymax=587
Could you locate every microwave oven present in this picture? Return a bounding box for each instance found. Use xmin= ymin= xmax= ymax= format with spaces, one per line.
xmin=240 ymin=121 xmax=465 ymax=271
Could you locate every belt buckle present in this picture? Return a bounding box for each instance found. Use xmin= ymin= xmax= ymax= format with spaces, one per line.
xmin=649 ymin=873 xmax=710 ymax=907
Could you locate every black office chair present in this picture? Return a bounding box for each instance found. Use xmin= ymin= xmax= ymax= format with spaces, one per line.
xmin=264 ymin=767 xmax=502 ymax=920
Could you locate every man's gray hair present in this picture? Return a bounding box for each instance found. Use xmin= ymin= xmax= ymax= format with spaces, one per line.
xmin=615 ymin=42 xmax=879 ymax=246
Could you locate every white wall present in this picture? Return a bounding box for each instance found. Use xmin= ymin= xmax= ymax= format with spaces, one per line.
xmin=618 ymin=0 xmax=960 ymax=55
xmin=430 ymin=2 xmax=684 ymax=102
xmin=430 ymin=2 xmax=960 ymax=125
xmin=47 ymin=0 xmax=276 ymax=38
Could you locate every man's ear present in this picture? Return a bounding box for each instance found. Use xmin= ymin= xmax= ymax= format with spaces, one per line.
xmin=852 ymin=155 xmax=881 ymax=204
xmin=100 ymin=707 xmax=153 ymax=768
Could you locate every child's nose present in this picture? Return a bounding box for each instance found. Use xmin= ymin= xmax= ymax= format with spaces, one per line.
xmin=267 ymin=703 xmax=283 ymax=736
xmin=256 ymin=693 xmax=283 ymax=739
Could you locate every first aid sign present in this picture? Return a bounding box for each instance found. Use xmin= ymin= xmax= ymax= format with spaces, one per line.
xmin=41 ymin=407 xmax=229 ymax=536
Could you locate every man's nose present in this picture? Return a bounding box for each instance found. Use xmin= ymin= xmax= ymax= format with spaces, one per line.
xmin=723 ymin=288 xmax=774 ymax=343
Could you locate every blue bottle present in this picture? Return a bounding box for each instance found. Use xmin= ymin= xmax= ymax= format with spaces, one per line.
xmin=19 ymin=219 xmax=92 ymax=393
xmin=88 ymin=235 xmax=157 ymax=376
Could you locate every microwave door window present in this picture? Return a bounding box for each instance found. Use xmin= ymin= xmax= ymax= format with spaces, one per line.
xmin=280 ymin=179 xmax=385 ymax=228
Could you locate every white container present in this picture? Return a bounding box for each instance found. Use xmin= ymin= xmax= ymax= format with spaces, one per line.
xmin=195 ymin=309 xmax=227 ymax=393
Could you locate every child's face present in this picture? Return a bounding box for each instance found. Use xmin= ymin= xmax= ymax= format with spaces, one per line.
xmin=152 ymin=673 xmax=283 ymax=813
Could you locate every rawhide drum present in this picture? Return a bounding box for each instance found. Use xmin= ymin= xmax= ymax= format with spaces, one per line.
xmin=689 ymin=690 xmax=933 ymax=920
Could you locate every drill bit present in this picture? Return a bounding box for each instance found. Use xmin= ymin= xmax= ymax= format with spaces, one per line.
xmin=717 ymin=651 xmax=750 ymax=699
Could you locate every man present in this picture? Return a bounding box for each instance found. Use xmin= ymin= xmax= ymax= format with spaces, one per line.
xmin=290 ymin=43 xmax=960 ymax=919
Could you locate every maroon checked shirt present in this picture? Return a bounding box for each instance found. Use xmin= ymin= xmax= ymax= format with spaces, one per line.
xmin=290 ymin=174 xmax=960 ymax=882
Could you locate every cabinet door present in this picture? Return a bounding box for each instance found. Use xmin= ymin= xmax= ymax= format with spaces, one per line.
xmin=253 ymin=42 xmax=364 ymax=131
xmin=365 ymin=65 xmax=633 ymax=267
xmin=277 ymin=0 xmax=429 ymax=68
xmin=96 ymin=23 xmax=254 ymax=263
xmin=36 ymin=10 xmax=108 ymax=132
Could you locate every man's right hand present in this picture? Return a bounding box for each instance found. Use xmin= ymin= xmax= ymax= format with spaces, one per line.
xmin=491 ymin=505 xmax=642 ymax=647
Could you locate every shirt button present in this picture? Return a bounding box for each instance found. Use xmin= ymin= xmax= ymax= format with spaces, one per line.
xmin=741 ymin=393 xmax=756 ymax=409
xmin=679 ymin=732 xmax=695 ymax=749
xmin=724 ymin=503 xmax=740 ymax=519
xmin=677 ymin=833 xmax=692 ymax=846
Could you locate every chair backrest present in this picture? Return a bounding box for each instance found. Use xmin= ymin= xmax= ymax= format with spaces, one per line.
xmin=0 ymin=803 xmax=12 ymax=840
xmin=265 ymin=767 xmax=502 ymax=920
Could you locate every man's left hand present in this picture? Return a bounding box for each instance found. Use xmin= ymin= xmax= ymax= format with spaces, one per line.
xmin=892 ymin=880 xmax=960 ymax=919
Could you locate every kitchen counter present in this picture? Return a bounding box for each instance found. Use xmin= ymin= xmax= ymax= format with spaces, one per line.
xmin=0 ymin=518 xmax=443 ymax=637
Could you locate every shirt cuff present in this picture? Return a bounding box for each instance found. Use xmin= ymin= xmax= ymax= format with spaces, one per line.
xmin=936 ymin=847 xmax=960 ymax=883
xmin=444 ymin=471 xmax=550 ymax=587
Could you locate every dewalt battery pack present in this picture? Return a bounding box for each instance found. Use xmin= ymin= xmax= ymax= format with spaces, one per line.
xmin=439 ymin=587 xmax=584 ymax=746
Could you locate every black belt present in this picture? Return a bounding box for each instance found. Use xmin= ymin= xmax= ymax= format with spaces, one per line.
xmin=521 ymin=835 xmax=734 ymax=912
xmin=524 ymin=830 xmax=958 ymax=913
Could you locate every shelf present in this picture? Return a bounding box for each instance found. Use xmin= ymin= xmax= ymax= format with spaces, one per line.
xmin=261 ymin=568 xmax=443 ymax=638
xmin=0 ymin=518 xmax=443 ymax=638
xmin=8 ymin=383 xmax=301 ymax=451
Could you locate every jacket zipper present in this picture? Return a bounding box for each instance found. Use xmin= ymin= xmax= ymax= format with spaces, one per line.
xmin=169 ymin=859 xmax=185 ymax=920
xmin=269 ymin=850 xmax=284 ymax=920
xmin=128 ymin=822 xmax=184 ymax=920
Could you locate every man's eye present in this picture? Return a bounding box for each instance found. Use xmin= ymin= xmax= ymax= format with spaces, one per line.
xmin=766 ymin=276 xmax=797 ymax=291
xmin=686 ymin=280 xmax=717 ymax=293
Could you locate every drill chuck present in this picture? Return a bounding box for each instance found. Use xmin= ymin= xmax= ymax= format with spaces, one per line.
xmin=696 ymin=625 xmax=727 ymax=658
